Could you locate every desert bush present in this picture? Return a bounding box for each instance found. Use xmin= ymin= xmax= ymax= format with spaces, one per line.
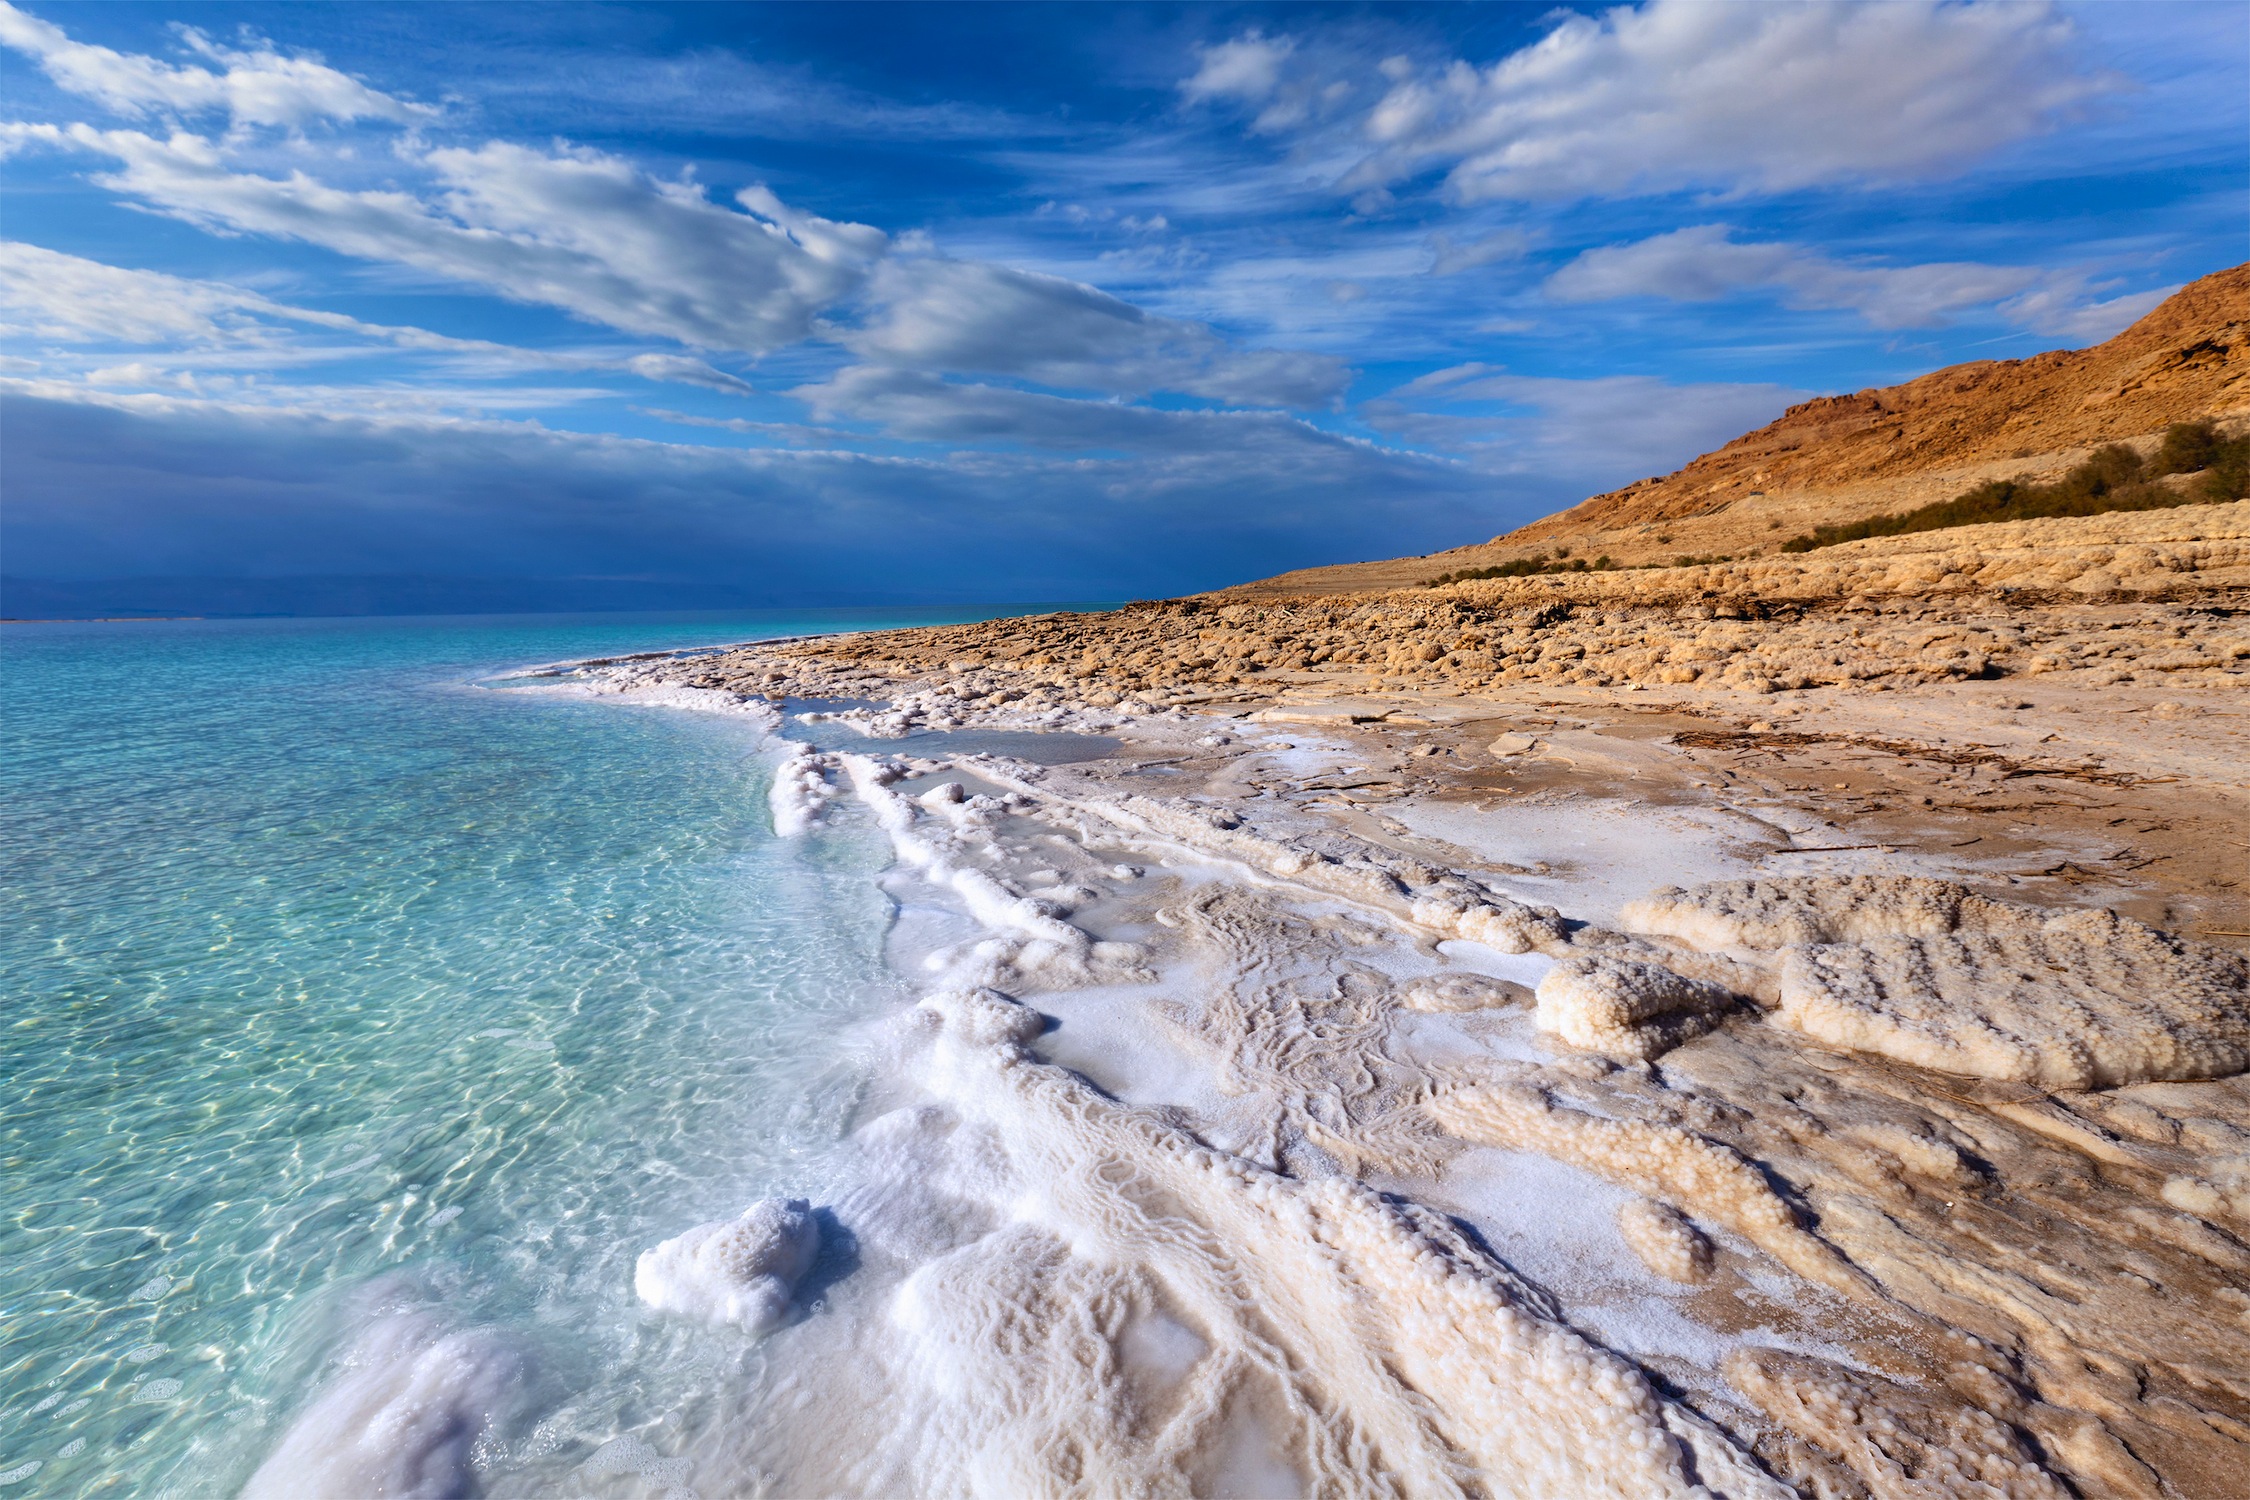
xmin=1424 ymin=552 xmax=1619 ymax=586
xmin=1779 ymin=434 xmax=2244 ymax=553
xmin=2155 ymin=420 xmax=2219 ymax=476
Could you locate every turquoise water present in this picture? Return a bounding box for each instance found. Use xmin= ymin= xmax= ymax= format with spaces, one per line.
xmin=0 ymin=608 xmax=1042 ymax=1497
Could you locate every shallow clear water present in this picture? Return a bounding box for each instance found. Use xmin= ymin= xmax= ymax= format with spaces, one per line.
xmin=0 ymin=607 xmax=1055 ymax=1497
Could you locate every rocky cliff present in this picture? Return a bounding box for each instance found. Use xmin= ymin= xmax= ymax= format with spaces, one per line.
xmin=1232 ymin=263 xmax=2250 ymax=597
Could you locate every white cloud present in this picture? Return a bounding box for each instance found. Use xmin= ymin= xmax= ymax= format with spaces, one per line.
xmin=792 ymin=364 xmax=1367 ymax=453
xmin=1992 ymin=280 xmax=2175 ymax=343
xmin=1180 ymin=28 xmax=1366 ymax=137
xmin=841 ymin=256 xmax=1348 ymax=406
xmin=1546 ymin=226 xmax=2037 ymax=328
xmin=0 ymin=237 xmax=277 ymax=344
xmin=31 ymin=126 xmax=886 ymax=353
xmin=0 ymin=240 xmax=756 ymax=395
xmin=0 ymin=1 xmax=433 ymax=129
xmin=1428 ymin=228 xmax=1534 ymax=276
xmin=1365 ymin=363 xmax=1805 ymax=485
xmin=1192 ymin=2 xmax=2113 ymax=204
xmin=1545 ymin=226 xmax=2170 ymax=338
xmin=4 ymin=10 xmax=1355 ymax=411
xmin=1181 ymin=31 xmax=1295 ymax=110
xmin=616 ymin=353 xmax=756 ymax=395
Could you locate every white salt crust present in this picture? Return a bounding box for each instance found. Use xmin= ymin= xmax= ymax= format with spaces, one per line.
xmin=635 ymin=1197 xmax=822 ymax=1334
xmin=1616 ymin=1198 xmax=1714 ymax=1285
xmin=290 ymin=678 xmax=2248 ymax=1496
xmin=815 ymin=757 xmax=1786 ymax=1497
xmin=1426 ymin=1081 xmax=1869 ymax=1301
xmin=768 ymin=742 xmax=834 ymax=836
xmin=894 ymin=986 xmax=1789 ymax=1499
xmin=240 ymin=1299 xmax=523 ymax=1500
xmin=1535 ymin=955 xmax=1737 ymax=1060
xmin=1623 ymin=875 xmax=2250 ymax=1088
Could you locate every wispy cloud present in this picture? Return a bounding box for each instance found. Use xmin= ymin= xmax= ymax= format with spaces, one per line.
xmin=0 ymin=0 xmax=433 ymax=129
xmin=1187 ymin=1 xmax=2115 ymax=205
xmin=18 ymin=126 xmax=888 ymax=352
xmin=841 ymin=256 xmax=1348 ymax=406
xmin=792 ymin=364 xmax=1368 ymax=452
xmin=1546 ymin=226 xmax=2169 ymax=338
xmin=0 ymin=241 xmax=757 ymax=394
xmin=1365 ymin=363 xmax=1805 ymax=487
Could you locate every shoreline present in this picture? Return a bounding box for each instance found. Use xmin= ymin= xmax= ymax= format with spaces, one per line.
xmin=583 ymin=544 xmax=2250 ymax=1497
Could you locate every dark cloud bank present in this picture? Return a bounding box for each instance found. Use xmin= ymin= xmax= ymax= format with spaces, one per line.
xmin=1 ymin=392 xmax=1512 ymax=615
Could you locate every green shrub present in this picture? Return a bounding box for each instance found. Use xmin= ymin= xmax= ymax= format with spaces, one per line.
xmin=2155 ymin=420 xmax=2219 ymax=476
xmin=1777 ymin=431 xmax=2248 ymax=554
xmin=1424 ymin=551 xmax=1620 ymax=587
xmin=2198 ymin=436 xmax=2250 ymax=502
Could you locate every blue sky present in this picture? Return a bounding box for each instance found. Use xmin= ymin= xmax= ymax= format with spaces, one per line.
xmin=2 ymin=1 xmax=2244 ymax=606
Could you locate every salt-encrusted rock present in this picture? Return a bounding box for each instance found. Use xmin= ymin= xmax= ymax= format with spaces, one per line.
xmin=1625 ymin=877 xmax=2250 ymax=1087
xmin=1617 ymin=1198 xmax=1713 ymax=1283
xmin=920 ymin=987 xmax=1046 ymax=1048
xmin=635 ymin=1198 xmax=821 ymax=1334
xmin=768 ymin=743 xmax=831 ymax=836
xmin=1621 ymin=874 xmax=2012 ymax=950
xmin=1535 ymin=955 xmax=1739 ymax=1060
xmin=1777 ymin=916 xmax=2250 ymax=1089
xmin=1725 ymin=1347 xmax=2069 ymax=1500
xmin=1449 ymin=898 xmax=1570 ymax=955
xmin=1402 ymin=973 xmax=1531 ymax=1013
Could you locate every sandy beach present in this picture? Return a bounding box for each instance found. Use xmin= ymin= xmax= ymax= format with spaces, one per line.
xmin=554 ymin=515 xmax=2250 ymax=1498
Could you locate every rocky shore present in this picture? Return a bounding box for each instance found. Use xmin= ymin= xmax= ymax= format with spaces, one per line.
xmin=581 ymin=492 xmax=2250 ymax=1496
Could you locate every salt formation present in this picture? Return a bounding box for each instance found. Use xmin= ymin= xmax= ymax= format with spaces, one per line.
xmin=841 ymin=754 xmax=1146 ymax=988
xmin=1780 ymin=921 xmax=2250 ymax=1089
xmin=241 ymin=1299 xmax=524 ymax=1500
xmin=716 ymin=758 xmax=1789 ymax=1498
xmin=1534 ymin=954 xmax=1737 ymax=1060
xmin=1622 ymin=874 xmax=2009 ymax=950
xmin=882 ymin=985 xmax=1789 ymax=1500
xmin=1615 ymin=1198 xmax=1712 ymax=1284
xmin=634 ymin=1197 xmax=821 ymax=1334
xmin=1624 ymin=876 xmax=2250 ymax=1087
xmin=1426 ymin=1080 xmax=1866 ymax=1299
xmin=1725 ymin=1348 xmax=2070 ymax=1500
xmin=531 ymin=663 xmax=2250 ymax=1494
xmin=768 ymin=742 xmax=832 ymax=835
xmin=1404 ymin=972 xmax=1529 ymax=1012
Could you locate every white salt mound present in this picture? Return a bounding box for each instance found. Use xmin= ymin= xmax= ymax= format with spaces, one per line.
xmin=919 ymin=986 xmax=1046 ymax=1047
xmin=1403 ymin=973 xmax=1530 ymax=1013
xmin=1616 ymin=1197 xmax=1712 ymax=1284
xmin=1779 ymin=918 xmax=2250 ymax=1090
xmin=241 ymin=1306 xmax=523 ymax=1500
xmin=635 ymin=1197 xmax=821 ymax=1334
xmin=1621 ymin=876 xmax=2250 ymax=1088
xmin=768 ymin=743 xmax=831 ymax=836
xmin=1621 ymin=874 xmax=2011 ymax=950
xmin=1534 ymin=955 xmax=1737 ymax=1060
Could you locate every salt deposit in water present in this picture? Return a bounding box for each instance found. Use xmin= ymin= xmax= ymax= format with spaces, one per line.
xmin=241 ymin=1301 xmax=525 ymax=1500
xmin=635 ymin=1197 xmax=822 ymax=1334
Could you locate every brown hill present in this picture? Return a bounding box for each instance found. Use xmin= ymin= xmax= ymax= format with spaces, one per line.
xmin=1229 ymin=262 xmax=2250 ymax=597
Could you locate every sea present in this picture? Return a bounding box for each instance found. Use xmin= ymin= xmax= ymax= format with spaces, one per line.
xmin=0 ymin=607 xmax=1068 ymax=1497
